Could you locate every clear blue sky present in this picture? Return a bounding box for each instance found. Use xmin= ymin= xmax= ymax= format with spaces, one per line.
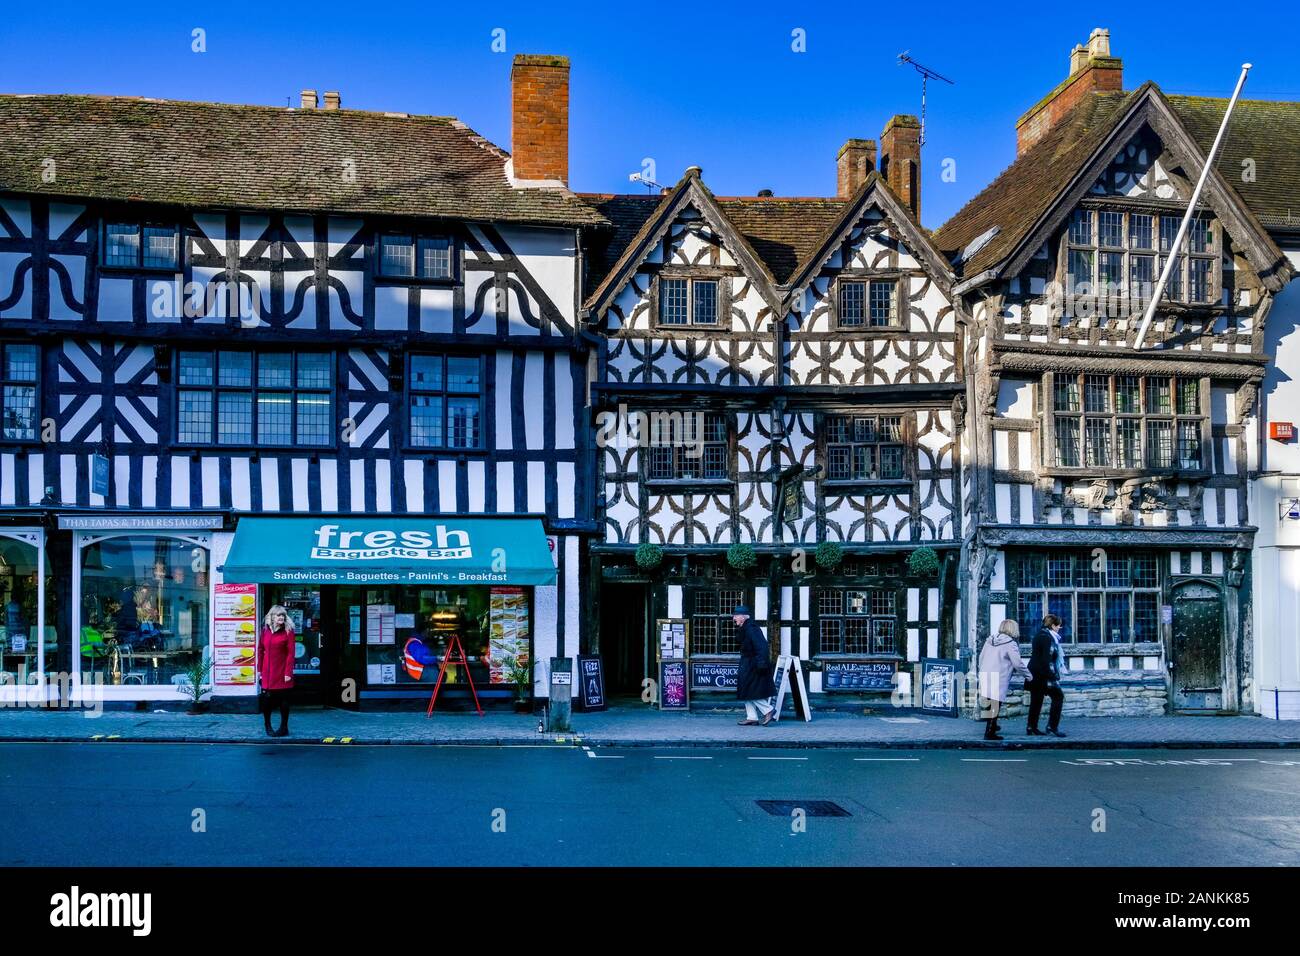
xmin=2 ymin=1 xmax=1297 ymax=228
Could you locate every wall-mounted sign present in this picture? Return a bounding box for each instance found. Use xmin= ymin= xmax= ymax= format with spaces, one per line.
xmin=823 ymin=660 xmax=896 ymax=692
xmin=92 ymin=454 xmax=110 ymax=498
xmin=659 ymin=659 xmax=689 ymax=710
xmin=782 ymin=481 xmax=802 ymax=522
xmin=577 ymin=655 xmax=606 ymax=712
xmin=691 ymin=660 xmax=739 ymax=691
xmin=656 ymin=618 xmax=689 ymax=661
xmin=59 ymin=514 xmax=224 ymax=530
xmin=1269 ymin=421 xmax=1295 ymax=442
xmin=919 ymin=658 xmax=960 ymax=717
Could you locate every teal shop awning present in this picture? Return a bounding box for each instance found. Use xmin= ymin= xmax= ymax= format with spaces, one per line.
xmin=222 ymin=517 xmax=556 ymax=586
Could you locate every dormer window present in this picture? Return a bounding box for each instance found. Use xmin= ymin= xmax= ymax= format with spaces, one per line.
xmin=378 ymin=233 xmax=454 ymax=280
xmin=102 ymin=221 xmax=179 ymax=270
xmin=1064 ymin=208 xmax=1218 ymax=307
xmin=837 ymin=279 xmax=899 ymax=328
xmin=657 ymin=277 xmax=718 ymax=326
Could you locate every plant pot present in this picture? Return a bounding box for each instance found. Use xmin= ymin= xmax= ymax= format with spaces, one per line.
xmin=513 ymin=699 xmax=532 ymax=714
xmin=186 ymin=701 xmax=210 ymax=715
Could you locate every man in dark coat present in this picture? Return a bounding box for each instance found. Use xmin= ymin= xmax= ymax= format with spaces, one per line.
xmin=733 ymin=605 xmax=777 ymax=726
xmin=1027 ymin=613 xmax=1067 ymax=737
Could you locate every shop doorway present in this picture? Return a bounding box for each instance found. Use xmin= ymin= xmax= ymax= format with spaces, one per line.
xmin=1170 ymin=580 xmax=1224 ymax=712
xmin=600 ymin=583 xmax=648 ymax=698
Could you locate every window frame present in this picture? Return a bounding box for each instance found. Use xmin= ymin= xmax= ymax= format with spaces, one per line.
xmin=99 ymin=217 xmax=183 ymax=273
xmin=1043 ymin=372 xmax=1209 ymax=477
xmin=651 ymin=273 xmax=728 ymax=329
xmin=1010 ymin=549 xmax=1164 ymax=649
xmin=1061 ymin=206 xmax=1220 ymax=311
xmin=373 ymin=227 xmax=460 ymax=285
xmin=812 ymin=585 xmax=904 ymax=659
xmin=0 ymin=342 xmax=41 ymax=444
xmin=687 ymin=584 xmax=754 ymax=658
xmin=818 ymin=411 xmax=912 ymax=486
xmin=173 ymin=349 xmax=336 ymax=450
xmin=833 ymin=275 xmax=904 ymax=330
xmin=642 ymin=410 xmax=734 ymax=486
xmin=404 ymin=352 xmax=487 ymax=452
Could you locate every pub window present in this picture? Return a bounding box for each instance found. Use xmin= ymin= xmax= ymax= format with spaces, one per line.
xmin=823 ymin=414 xmax=905 ymax=480
xmin=102 ymin=220 xmax=180 ymax=270
xmin=1 ymin=343 xmax=39 ymax=441
xmin=176 ymin=351 xmax=332 ymax=447
xmin=408 ymin=354 xmax=483 ymax=449
xmin=838 ymin=279 xmax=899 ymax=328
xmin=378 ymin=233 xmax=454 ymax=280
xmin=691 ymin=587 xmax=747 ymax=655
xmin=1065 ymin=208 xmax=1217 ymax=305
xmin=816 ymin=588 xmax=899 ymax=656
xmin=646 ymin=412 xmax=729 ymax=481
xmin=1014 ymin=550 xmax=1162 ymax=644
xmin=1051 ymin=373 xmax=1204 ymax=470
xmin=657 ymin=277 xmax=719 ymax=326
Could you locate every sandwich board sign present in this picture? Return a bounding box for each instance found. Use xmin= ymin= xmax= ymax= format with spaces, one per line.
xmin=770 ymin=655 xmax=811 ymax=722
xmin=576 ymin=655 xmax=606 ymax=712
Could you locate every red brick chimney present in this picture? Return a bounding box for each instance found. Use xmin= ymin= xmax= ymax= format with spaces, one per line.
xmin=879 ymin=116 xmax=921 ymax=220
xmin=837 ymin=139 xmax=876 ymax=199
xmin=1016 ymin=28 xmax=1123 ymax=155
xmin=511 ymin=54 xmax=570 ymax=184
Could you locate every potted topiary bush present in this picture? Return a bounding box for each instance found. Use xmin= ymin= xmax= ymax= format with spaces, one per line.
xmin=727 ymin=543 xmax=757 ymax=572
xmin=815 ymin=540 xmax=844 ymax=571
xmin=907 ymin=546 xmax=940 ymax=578
xmin=635 ymin=542 xmax=664 ymax=571
xmin=180 ymin=656 xmax=214 ymax=714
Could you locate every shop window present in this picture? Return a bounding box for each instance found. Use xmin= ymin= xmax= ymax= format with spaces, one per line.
xmin=1013 ymin=549 xmax=1162 ymax=644
xmin=79 ymin=535 xmax=210 ymax=687
xmin=0 ymin=534 xmax=55 ymax=685
xmin=823 ymin=414 xmax=905 ymax=481
xmin=377 ymin=233 xmax=454 ymax=280
xmin=1051 ymin=373 xmax=1204 ymax=471
xmin=407 ymin=354 xmax=483 ymax=449
xmin=816 ymin=588 xmax=899 ymax=656
xmin=176 ymin=350 xmax=332 ymax=447
xmin=646 ymin=412 xmax=729 ymax=481
xmin=1 ymin=343 xmax=39 ymax=441
xmin=102 ymin=219 xmax=180 ymax=270
xmin=690 ymin=587 xmax=747 ymax=655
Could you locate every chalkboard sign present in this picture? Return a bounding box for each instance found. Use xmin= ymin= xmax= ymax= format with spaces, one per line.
xmin=691 ymin=660 xmax=739 ymax=691
xmin=919 ymin=657 xmax=960 ymax=717
xmin=659 ymin=659 xmax=689 ymax=710
xmin=823 ymin=660 xmax=896 ymax=691
xmin=577 ymin=655 xmax=606 ymax=712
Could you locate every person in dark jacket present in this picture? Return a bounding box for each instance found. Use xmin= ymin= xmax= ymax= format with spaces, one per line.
xmin=733 ymin=605 xmax=777 ymax=726
xmin=1027 ymin=613 xmax=1067 ymax=737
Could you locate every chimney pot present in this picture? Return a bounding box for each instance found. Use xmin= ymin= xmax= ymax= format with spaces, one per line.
xmin=1018 ymin=29 xmax=1123 ymax=155
xmin=757 ymin=188 xmax=774 ymax=198
xmin=880 ymin=116 xmax=921 ymax=220
xmin=323 ymin=91 xmax=341 ymax=111
xmin=685 ymin=165 xmax=703 ymax=178
xmin=511 ymin=54 xmax=570 ymax=184
xmin=300 ymin=89 xmax=317 ymax=110
xmin=1087 ymin=28 xmax=1110 ymax=58
xmin=836 ymin=138 xmax=876 ymax=199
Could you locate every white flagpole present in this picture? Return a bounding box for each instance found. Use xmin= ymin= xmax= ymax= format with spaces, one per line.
xmin=1133 ymin=63 xmax=1251 ymax=349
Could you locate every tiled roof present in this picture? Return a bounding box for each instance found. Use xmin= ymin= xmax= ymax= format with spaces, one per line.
xmin=934 ymin=85 xmax=1300 ymax=277
xmin=0 ymin=94 xmax=606 ymax=227
xmin=578 ymin=192 xmax=848 ymax=294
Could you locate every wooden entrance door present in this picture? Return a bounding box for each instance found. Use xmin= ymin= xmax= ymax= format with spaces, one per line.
xmin=1170 ymin=581 xmax=1224 ymax=712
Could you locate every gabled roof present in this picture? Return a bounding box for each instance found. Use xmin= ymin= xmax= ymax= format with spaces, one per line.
xmin=0 ymin=94 xmax=606 ymax=227
xmin=934 ymin=83 xmax=1297 ymax=286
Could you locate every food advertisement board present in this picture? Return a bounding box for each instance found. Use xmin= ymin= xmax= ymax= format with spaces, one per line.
xmin=488 ymin=587 xmax=530 ymax=684
xmin=214 ymin=583 xmax=258 ymax=686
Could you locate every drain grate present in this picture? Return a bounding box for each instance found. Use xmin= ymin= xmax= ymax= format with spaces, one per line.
xmin=755 ymin=799 xmax=851 ymax=817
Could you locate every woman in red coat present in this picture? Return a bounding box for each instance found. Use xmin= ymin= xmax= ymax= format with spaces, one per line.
xmin=257 ymin=605 xmax=296 ymax=737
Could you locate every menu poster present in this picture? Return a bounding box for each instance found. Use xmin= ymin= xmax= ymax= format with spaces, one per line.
xmin=489 ymin=587 xmax=530 ymax=684
xmin=349 ymin=606 xmax=361 ymax=645
xmin=659 ymin=659 xmax=689 ymax=710
xmin=214 ymin=583 xmax=258 ymax=686
xmin=656 ymin=619 xmax=689 ymax=661
xmin=367 ymin=605 xmax=396 ymax=645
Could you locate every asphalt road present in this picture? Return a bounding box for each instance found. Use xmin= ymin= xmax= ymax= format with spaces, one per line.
xmin=2 ymin=743 xmax=1298 ymax=866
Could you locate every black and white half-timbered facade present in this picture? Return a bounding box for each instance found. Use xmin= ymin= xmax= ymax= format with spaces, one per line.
xmin=0 ymin=56 xmax=601 ymax=706
xmin=935 ymin=33 xmax=1297 ymax=716
xmin=580 ymin=122 xmax=968 ymax=703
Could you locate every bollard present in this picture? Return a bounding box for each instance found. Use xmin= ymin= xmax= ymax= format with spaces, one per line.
xmin=547 ymin=657 xmax=573 ymax=732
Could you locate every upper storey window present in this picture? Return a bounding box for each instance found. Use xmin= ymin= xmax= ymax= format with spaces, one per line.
xmin=177 ymin=350 xmax=333 ymax=447
xmin=378 ymin=233 xmax=454 ymax=281
xmin=1 ymin=343 xmax=39 ymax=442
xmin=657 ymin=278 xmax=718 ymax=327
xmin=837 ymin=279 xmax=899 ymax=328
xmin=1064 ymin=208 xmax=1218 ymax=306
xmin=1051 ymin=373 xmax=1204 ymax=471
xmin=102 ymin=221 xmax=180 ymax=271
xmin=823 ymin=414 xmax=906 ymax=481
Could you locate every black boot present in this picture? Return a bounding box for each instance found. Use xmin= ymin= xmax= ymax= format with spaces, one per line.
xmin=263 ymin=708 xmax=274 ymax=736
xmin=983 ymin=719 xmax=1003 ymax=741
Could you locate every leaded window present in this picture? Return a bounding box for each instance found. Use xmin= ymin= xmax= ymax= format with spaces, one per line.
xmin=1051 ymin=373 xmax=1204 ymax=470
xmin=1064 ymin=208 xmax=1217 ymax=305
xmin=691 ymin=587 xmax=747 ymax=655
xmin=838 ymin=279 xmax=900 ymax=328
xmin=378 ymin=233 xmax=453 ymax=279
xmin=816 ymin=588 xmax=899 ymax=655
xmin=177 ymin=351 xmax=332 ymax=447
xmin=823 ymin=414 xmax=905 ymax=480
xmin=0 ymin=343 xmax=38 ymax=441
xmin=646 ymin=412 xmax=729 ymax=481
xmin=657 ymin=277 xmax=720 ymax=326
xmin=408 ymin=354 xmax=483 ymax=449
xmin=1014 ymin=550 xmax=1162 ymax=644
xmin=102 ymin=221 xmax=179 ymax=270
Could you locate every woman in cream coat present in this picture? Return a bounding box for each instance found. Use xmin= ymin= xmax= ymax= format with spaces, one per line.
xmin=977 ymin=619 xmax=1032 ymax=741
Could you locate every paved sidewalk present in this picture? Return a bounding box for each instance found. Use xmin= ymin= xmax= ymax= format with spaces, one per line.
xmin=2 ymin=703 xmax=1299 ymax=749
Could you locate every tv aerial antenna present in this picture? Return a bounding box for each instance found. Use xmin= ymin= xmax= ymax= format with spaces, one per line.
xmin=898 ymin=52 xmax=954 ymax=146
xmin=628 ymin=171 xmax=667 ymax=194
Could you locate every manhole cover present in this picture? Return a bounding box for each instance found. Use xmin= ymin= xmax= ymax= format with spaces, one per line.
xmin=755 ymin=800 xmax=851 ymax=817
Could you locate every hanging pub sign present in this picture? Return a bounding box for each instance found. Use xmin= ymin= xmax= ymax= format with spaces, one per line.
xmin=691 ymin=660 xmax=739 ymax=691
xmin=919 ymin=658 xmax=960 ymax=717
xmin=659 ymin=659 xmax=689 ymax=710
xmin=92 ymin=453 xmax=110 ymax=498
xmin=823 ymin=660 xmax=895 ymax=691
xmin=577 ymin=655 xmax=606 ymax=712
xmin=782 ymin=480 xmax=802 ymax=522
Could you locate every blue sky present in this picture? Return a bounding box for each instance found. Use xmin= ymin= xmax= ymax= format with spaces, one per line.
xmin=2 ymin=1 xmax=1297 ymax=227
